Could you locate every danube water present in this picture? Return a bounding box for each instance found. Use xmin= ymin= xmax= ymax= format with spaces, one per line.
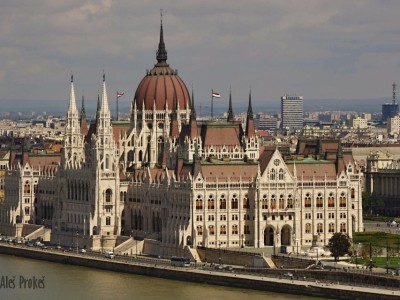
xmin=0 ymin=254 xmax=327 ymax=300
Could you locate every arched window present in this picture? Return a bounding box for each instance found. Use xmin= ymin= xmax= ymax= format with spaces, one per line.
xmin=329 ymin=223 xmax=335 ymax=233
xmin=106 ymin=217 xmax=111 ymax=226
xmin=279 ymin=194 xmax=285 ymax=209
xmin=209 ymin=225 xmax=215 ymax=235
xmin=351 ymin=188 xmax=355 ymax=199
xmin=317 ymin=223 xmax=323 ymax=233
xmin=24 ymin=181 xmax=31 ymax=194
xmin=339 ymin=192 xmax=347 ymax=207
xmin=261 ymin=194 xmax=268 ymax=209
xmin=340 ymin=223 xmax=346 ymax=233
xmin=138 ymin=150 xmax=143 ymax=162
xmin=304 ymin=193 xmax=311 ymax=208
xmin=270 ymin=169 xmax=276 ymax=181
xmin=197 ymin=226 xmax=203 ymax=236
xmin=128 ymin=150 xmax=134 ymax=161
xmin=207 ymin=195 xmax=215 ymax=210
xmin=231 ymin=194 xmax=238 ymax=209
xmin=305 ymin=223 xmax=311 ymax=233
xmin=196 ymin=195 xmax=203 ymax=210
xmin=243 ymin=194 xmax=250 ymax=209
xmin=316 ymin=193 xmax=323 ymax=208
xmin=278 ymin=168 xmax=284 ymax=180
xmin=232 ymin=224 xmax=238 ymax=235
xmin=219 ymin=195 xmax=226 ymax=209
xmin=271 ymin=194 xmax=276 ymax=210
xmin=105 ymin=189 xmax=112 ymax=202
xmin=24 ymin=207 xmax=30 ymax=215
xmin=328 ymin=192 xmax=335 ymax=208
xmin=244 ymin=225 xmax=250 ymax=234
xmin=287 ymin=194 xmax=293 ymax=208
xmin=220 ymin=225 xmax=227 ymax=235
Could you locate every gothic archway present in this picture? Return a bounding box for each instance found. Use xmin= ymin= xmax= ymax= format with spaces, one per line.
xmin=281 ymin=225 xmax=291 ymax=246
xmin=264 ymin=226 xmax=274 ymax=246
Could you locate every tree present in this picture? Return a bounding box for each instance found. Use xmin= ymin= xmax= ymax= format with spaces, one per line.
xmin=328 ymin=233 xmax=352 ymax=261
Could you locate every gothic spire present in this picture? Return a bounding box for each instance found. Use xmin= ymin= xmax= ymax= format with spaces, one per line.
xmin=245 ymin=89 xmax=255 ymax=137
xmin=100 ymin=72 xmax=110 ymax=114
xmin=68 ymin=73 xmax=78 ymax=113
xmin=247 ymin=89 xmax=254 ymax=118
xmin=156 ymin=10 xmax=168 ymax=66
xmin=189 ymin=87 xmax=198 ymax=138
xmin=190 ymin=87 xmax=196 ymax=118
xmin=80 ymin=95 xmax=86 ymax=122
xmin=170 ymin=91 xmax=179 ymax=138
xmin=227 ymin=87 xmax=234 ymax=122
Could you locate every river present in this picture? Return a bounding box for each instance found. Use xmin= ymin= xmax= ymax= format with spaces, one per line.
xmin=0 ymin=254 xmax=327 ymax=300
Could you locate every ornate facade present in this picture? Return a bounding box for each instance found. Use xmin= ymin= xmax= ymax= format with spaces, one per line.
xmin=0 ymin=19 xmax=364 ymax=256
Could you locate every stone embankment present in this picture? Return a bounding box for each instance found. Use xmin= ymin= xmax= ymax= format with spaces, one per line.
xmin=0 ymin=244 xmax=399 ymax=300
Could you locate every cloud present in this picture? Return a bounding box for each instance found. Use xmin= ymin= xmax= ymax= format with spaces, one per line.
xmin=0 ymin=0 xmax=400 ymax=111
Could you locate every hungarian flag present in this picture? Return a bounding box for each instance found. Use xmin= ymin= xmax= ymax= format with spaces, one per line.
xmin=212 ymin=91 xmax=221 ymax=98
xmin=117 ymin=91 xmax=124 ymax=98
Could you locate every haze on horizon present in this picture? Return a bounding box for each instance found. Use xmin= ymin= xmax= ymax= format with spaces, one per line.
xmin=1 ymin=0 xmax=400 ymax=108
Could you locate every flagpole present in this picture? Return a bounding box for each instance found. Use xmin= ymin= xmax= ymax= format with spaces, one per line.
xmin=116 ymin=91 xmax=119 ymax=121
xmin=211 ymin=89 xmax=214 ymax=120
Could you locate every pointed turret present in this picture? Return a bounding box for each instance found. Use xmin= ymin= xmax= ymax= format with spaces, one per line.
xmin=156 ymin=11 xmax=168 ymax=67
xmin=189 ymin=88 xmax=197 ymax=138
xmin=80 ymin=95 xmax=88 ymax=135
xmin=245 ymin=90 xmax=255 ymax=137
xmin=68 ymin=74 xmax=78 ymax=114
xmin=95 ymin=94 xmax=101 ymax=126
xmin=99 ymin=72 xmax=110 ymax=115
xmin=169 ymin=92 xmax=179 ymax=139
xmin=227 ymin=87 xmax=234 ymax=122
xmin=64 ymin=73 xmax=84 ymax=168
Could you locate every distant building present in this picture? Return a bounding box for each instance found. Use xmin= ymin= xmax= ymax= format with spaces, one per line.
xmin=352 ymin=117 xmax=367 ymax=129
xmin=257 ymin=117 xmax=279 ymax=131
xmin=382 ymin=82 xmax=399 ymax=122
xmin=388 ymin=115 xmax=400 ymax=136
xmin=281 ymin=95 xmax=303 ymax=131
xmin=382 ymin=103 xmax=398 ymax=122
xmin=366 ymin=151 xmax=400 ymax=216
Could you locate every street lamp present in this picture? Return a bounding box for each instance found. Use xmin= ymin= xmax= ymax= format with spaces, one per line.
xmin=76 ymin=230 xmax=79 ymax=254
xmin=218 ymin=241 xmax=222 ymax=265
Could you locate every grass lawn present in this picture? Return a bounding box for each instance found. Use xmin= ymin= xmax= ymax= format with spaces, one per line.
xmin=347 ymin=256 xmax=400 ymax=269
xmin=353 ymin=232 xmax=400 ymax=248
xmin=351 ymin=232 xmax=400 ymax=269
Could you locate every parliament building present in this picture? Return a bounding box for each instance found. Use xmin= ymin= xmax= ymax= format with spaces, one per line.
xmin=0 ymin=19 xmax=363 ymax=257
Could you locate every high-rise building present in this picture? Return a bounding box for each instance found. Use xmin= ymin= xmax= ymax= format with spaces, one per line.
xmin=382 ymin=82 xmax=399 ymax=122
xmin=281 ymin=95 xmax=303 ymax=130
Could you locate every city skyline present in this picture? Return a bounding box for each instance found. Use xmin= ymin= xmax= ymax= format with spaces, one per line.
xmin=1 ymin=1 xmax=400 ymax=107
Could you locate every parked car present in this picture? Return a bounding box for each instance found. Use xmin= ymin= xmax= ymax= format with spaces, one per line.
xmin=104 ymin=251 xmax=115 ymax=259
xmin=80 ymin=249 xmax=87 ymax=253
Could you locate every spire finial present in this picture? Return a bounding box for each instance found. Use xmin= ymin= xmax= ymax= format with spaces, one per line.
xmin=103 ymin=71 xmax=105 ymax=82
xmin=156 ymin=10 xmax=168 ymax=66
xmin=71 ymin=72 xmax=73 ymax=83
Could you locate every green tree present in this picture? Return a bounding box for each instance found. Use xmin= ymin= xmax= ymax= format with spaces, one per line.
xmin=328 ymin=233 xmax=352 ymax=261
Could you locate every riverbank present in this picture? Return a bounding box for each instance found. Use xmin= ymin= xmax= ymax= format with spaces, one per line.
xmin=0 ymin=244 xmax=399 ymax=300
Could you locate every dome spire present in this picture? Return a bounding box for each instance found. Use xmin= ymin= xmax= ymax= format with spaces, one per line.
xmin=156 ymin=9 xmax=168 ymax=66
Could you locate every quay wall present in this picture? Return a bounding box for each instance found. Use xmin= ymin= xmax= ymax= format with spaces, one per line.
xmin=0 ymin=245 xmax=398 ymax=300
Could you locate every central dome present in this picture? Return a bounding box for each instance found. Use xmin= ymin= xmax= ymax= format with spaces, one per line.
xmin=134 ymin=20 xmax=190 ymax=111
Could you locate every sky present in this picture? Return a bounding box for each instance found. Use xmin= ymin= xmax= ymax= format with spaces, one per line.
xmin=1 ymin=0 xmax=400 ymax=112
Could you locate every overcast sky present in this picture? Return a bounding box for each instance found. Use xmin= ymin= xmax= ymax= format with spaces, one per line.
xmin=1 ymin=0 xmax=400 ymax=110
